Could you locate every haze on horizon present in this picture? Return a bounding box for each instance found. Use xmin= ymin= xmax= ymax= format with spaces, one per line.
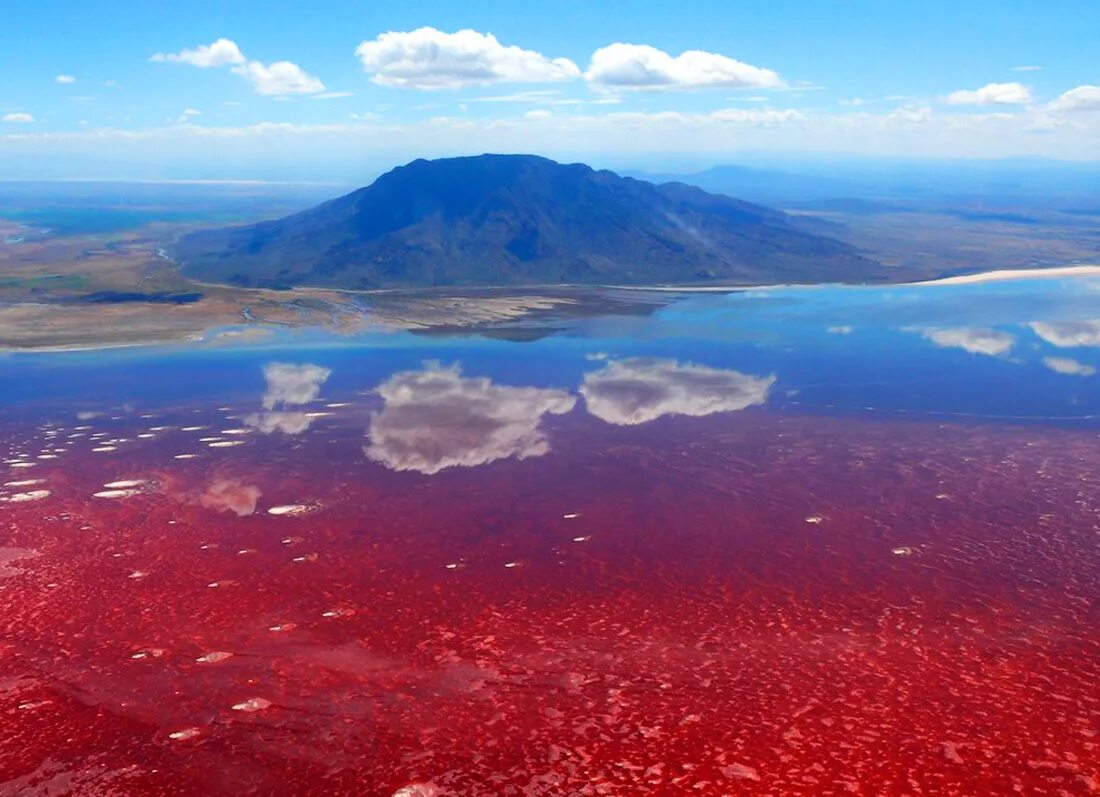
xmin=2 ymin=0 xmax=1100 ymax=181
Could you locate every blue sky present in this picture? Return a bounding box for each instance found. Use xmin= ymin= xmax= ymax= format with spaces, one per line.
xmin=2 ymin=0 xmax=1099 ymax=179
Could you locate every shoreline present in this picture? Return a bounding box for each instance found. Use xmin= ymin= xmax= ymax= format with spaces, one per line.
xmin=4 ymin=264 xmax=1099 ymax=354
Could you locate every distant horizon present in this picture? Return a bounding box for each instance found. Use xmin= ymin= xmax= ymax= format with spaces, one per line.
xmin=3 ymin=150 xmax=1100 ymax=191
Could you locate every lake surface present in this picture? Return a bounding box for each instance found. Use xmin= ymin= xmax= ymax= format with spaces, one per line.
xmin=2 ymin=275 xmax=1099 ymax=795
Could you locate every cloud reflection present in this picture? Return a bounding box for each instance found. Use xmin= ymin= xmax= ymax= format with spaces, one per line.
xmin=1043 ymin=356 xmax=1096 ymax=377
xmin=197 ymin=478 xmax=262 ymax=516
xmin=1029 ymin=320 xmax=1100 ymax=349
xmin=580 ymin=357 xmax=774 ymax=426
xmin=365 ymin=363 xmax=576 ymax=474
xmin=918 ymin=327 xmax=1015 ymax=356
xmin=260 ymin=362 xmax=332 ymax=409
xmin=245 ymin=362 xmax=332 ymax=435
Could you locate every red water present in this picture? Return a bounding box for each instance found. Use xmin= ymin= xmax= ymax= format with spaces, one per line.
xmin=1 ymin=407 xmax=1098 ymax=795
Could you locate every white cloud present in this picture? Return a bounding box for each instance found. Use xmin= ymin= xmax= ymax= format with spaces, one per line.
xmin=232 ymin=60 xmax=325 ymax=96
xmin=919 ymin=327 xmax=1015 ymax=356
xmin=580 ymin=358 xmax=774 ymax=426
xmin=2 ymin=113 xmax=34 ymax=124
xmin=710 ymin=108 xmax=803 ymax=125
xmin=151 ymin=38 xmax=324 ymax=96
xmin=8 ymin=99 xmax=1100 ymax=161
xmin=310 ymin=91 xmax=355 ymax=100
xmin=1048 ymin=85 xmax=1100 ymax=112
xmin=1043 ymin=356 xmax=1095 ymax=376
xmin=946 ymin=82 xmax=1032 ymax=106
xmin=1029 ymin=320 xmax=1100 ymax=348
xmin=1011 ymin=65 xmax=1043 ymax=72
xmin=364 ymin=363 xmax=576 ymax=474
xmin=827 ymin=325 xmax=853 ymax=335
xmin=355 ymin=27 xmax=580 ymax=89
xmin=55 ymin=74 xmax=76 ymax=84
xmin=585 ymin=43 xmax=782 ymax=90
xmin=151 ymin=38 xmax=246 ymax=68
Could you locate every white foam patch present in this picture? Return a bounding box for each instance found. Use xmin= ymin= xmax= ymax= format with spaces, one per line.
xmin=196 ymin=651 xmax=233 ymax=664
xmin=392 ymin=783 xmax=442 ymax=797
xmin=94 ymin=489 xmax=142 ymax=499
xmin=231 ymin=697 xmax=272 ymax=712
xmin=168 ymin=728 xmax=203 ymax=741
xmin=267 ymin=504 xmax=309 ymax=516
xmin=2 ymin=490 xmax=51 ymax=503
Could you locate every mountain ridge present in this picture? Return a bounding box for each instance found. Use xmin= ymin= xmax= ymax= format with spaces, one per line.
xmin=173 ymin=154 xmax=888 ymax=289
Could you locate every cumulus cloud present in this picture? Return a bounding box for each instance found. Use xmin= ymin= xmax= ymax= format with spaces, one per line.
xmin=946 ymin=82 xmax=1032 ymax=106
xmin=151 ymin=38 xmax=246 ymax=67
xmin=919 ymin=327 xmax=1015 ymax=356
xmin=580 ymin=357 xmax=774 ymax=426
xmin=1048 ymin=85 xmax=1100 ymax=112
xmin=355 ymin=27 xmax=580 ymax=89
xmin=1043 ymin=356 xmax=1095 ymax=376
xmin=232 ymin=60 xmax=325 ymax=96
xmin=364 ymin=363 xmax=576 ymax=474
xmin=55 ymin=74 xmax=76 ymax=84
xmin=585 ymin=43 xmax=782 ymax=90
xmin=151 ymin=38 xmax=324 ymax=96
xmin=197 ymin=478 xmax=262 ymax=516
xmin=1029 ymin=320 xmax=1100 ymax=348
xmin=2 ymin=113 xmax=34 ymax=124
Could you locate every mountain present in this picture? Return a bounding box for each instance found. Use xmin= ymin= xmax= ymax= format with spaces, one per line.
xmin=173 ymin=154 xmax=886 ymax=289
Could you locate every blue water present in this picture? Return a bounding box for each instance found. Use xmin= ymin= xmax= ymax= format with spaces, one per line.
xmin=2 ymin=276 xmax=1099 ymax=425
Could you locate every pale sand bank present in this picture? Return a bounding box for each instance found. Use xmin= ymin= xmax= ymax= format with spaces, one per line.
xmin=908 ymin=265 xmax=1100 ymax=287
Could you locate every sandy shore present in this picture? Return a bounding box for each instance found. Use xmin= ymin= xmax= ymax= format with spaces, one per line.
xmin=907 ymin=265 xmax=1100 ymax=287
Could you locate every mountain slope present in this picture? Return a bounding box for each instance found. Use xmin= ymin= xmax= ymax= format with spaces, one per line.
xmin=173 ymin=154 xmax=885 ymax=289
